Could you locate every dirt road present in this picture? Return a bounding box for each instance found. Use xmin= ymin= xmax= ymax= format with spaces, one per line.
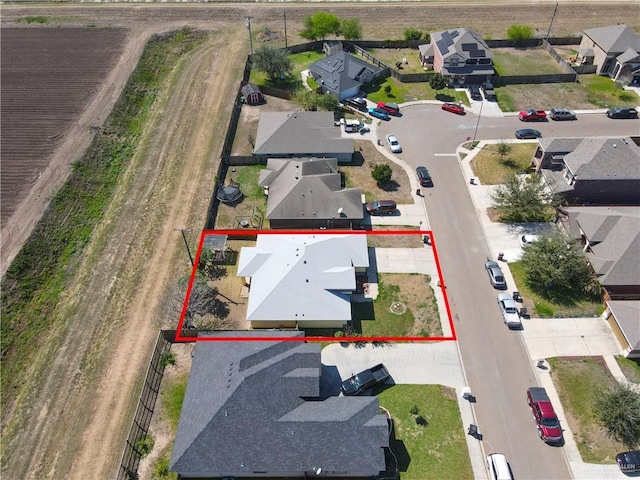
xmin=1 ymin=3 xmax=638 ymax=479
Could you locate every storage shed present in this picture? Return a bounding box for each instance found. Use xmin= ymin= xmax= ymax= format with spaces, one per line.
xmin=241 ymin=83 xmax=264 ymax=105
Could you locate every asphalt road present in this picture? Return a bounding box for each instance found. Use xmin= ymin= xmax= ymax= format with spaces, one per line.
xmin=377 ymin=104 xmax=640 ymax=480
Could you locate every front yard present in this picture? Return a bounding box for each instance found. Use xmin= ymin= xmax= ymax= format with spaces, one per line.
xmin=376 ymin=384 xmax=473 ymax=480
xmin=470 ymin=143 xmax=536 ymax=184
xmin=548 ymin=357 xmax=627 ymax=464
xmin=353 ymin=273 xmax=442 ymax=337
xmin=509 ymin=262 xmax=604 ymax=318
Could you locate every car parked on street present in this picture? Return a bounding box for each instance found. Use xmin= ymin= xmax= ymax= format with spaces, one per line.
xmin=368 ymin=107 xmax=390 ymax=120
xmin=441 ymin=102 xmax=465 ymax=115
xmin=606 ymin=106 xmax=638 ymax=119
xmin=519 ymin=109 xmax=547 ymax=121
xmin=487 ymin=453 xmax=513 ymax=480
xmin=616 ymin=450 xmax=640 ymax=473
xmin=341 ymin=363 xmax=391 ymax=396
xmin=468 ymin=84 xmax=482 ymax=101
xmin=485 ymin=260 xmax=507 ymax=289
xmin=526 ymin=387 xmax=564 ymax=443
xmin=365 ymin=200 xmax=397 ymax=215
xmin=377 ymin=102 xmax=400 ymax=115
xmin=519 ymin=234 xmax=540 ymax=247
xmin=345 ymin=97 xmax=367 ymax=111
xmin=386 ymin=134 xmax=402 ymax=153
xmin=416 ymin=166 xmax=433 ymax=187
xmin=549 ymin=108 xmax=576 ymax=121
xmin=497 ymin=293 xmax=522 ymax=329
xmin=515 ymin=128 xmax=542 ymax=139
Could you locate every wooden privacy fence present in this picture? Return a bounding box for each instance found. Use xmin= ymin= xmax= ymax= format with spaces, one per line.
xmin=116 ymin=330 xmax=174 ymax=480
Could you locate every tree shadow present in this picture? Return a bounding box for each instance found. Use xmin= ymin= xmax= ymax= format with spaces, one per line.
xmin=379 ymin=180 xmax=400 ymax=192
xmin=435 ymin=92 xmax=455 ymax=102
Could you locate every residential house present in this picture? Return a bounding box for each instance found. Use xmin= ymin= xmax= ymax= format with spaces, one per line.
xmin=241 ymin=83 xmax=264 ymax=105
xmin=531 ymin=137 xmax=640 ymax=205
xmin=170 ymin=331 xmax=390 ymax=478
xmin=237 ymin=234 xmax=369 ymax=329
xmin=557 ymin=206 xmax=640 ymax=299
xmin=578 ymin=24 xmax=640 ymax=85
xmin=419 ymin=28 xmax=494 ymax=85
xmin=259 ymin=157 xmax=363 ymax=229
xmin=603 ymin=300 xmax=640 ymax=358
xmin=254 ymin=111 xmax=354 ymax=163
xmin=308 ymin=49 xmax=383 ymax=100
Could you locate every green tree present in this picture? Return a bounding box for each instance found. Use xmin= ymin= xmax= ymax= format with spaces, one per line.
xmin=383 ymin=84 xmax=392 ymax=96
xmin=316 ymin=92 xmax=339 ymax=111
xmin=372 ymin=164 xmax=393 ymax=185
xmin=300 ymin=12 xmax=341 ymax=41
xmin=403 ymin=28 xmax=423 ymax=41
xmin=520 ymin=232 xmax=594 ymax=297
xmin=341 ymin=18 xmax=362 ymax=40
xmin=507 ymin=24 xmax=534 ymax=41
xmin=497 ymin=141 xmax=512 ymax=163
xmin=490 ymin=173 xmax=554 ymax=222
xmin=252 ymin=45 xmax=292 ymax=80
xmin=429 ymin=73 xmax=448 ymax=95
xmin=594 ymin=383 xmax=640 ymax=448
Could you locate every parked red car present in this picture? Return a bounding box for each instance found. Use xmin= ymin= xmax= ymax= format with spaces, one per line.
xmin=527 ymin=387 xmax=563 ymax=443
xmin=519 ymin=109 xmax=547 ymax=121
xmin=377 ymin=102 xmax=400 ymax=115
xmin=441 ymin=102 xmax=465 ymax=115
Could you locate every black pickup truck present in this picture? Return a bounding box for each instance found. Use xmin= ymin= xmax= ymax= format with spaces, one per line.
xmin=341 ymin=364 xmax=390 ymax=396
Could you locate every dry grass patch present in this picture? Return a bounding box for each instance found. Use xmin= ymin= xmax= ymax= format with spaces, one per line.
xmin=493 ymin=47 xmax=565 ymax=75
xmin=367 ymin=227 xmax=424 ymax=247
xmin=366 ymin=48 xmax=426 ymax=74
xmin=470 ymin=143 xmax=536 ymax=185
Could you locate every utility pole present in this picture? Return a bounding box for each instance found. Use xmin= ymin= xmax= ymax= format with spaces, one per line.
xmin=283 ymin=10 xmax=288 ymax=48
xmin=546 ymin=3 xmax=559 ymax=42
xmin=174 ymin=228 xmax=194 ymax=267
xmin=472 ymin=101 xmax=484 ymax=144
xmin=246 ymin=16 xmax=254 ymax=55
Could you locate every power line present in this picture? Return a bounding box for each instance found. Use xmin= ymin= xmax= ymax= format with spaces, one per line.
xmin=174 ymin=228 xmax=194 ymax=266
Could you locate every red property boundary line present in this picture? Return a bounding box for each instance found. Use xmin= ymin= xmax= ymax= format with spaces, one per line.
xmin=174 ymin=229 xmax=456 ymax=343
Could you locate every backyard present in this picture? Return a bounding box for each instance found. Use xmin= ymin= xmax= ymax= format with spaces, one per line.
xmin=353 ymin=273 xmax=442 ymax=337
xmin=470 ymin=143 xmax=537 ymax=184
xmin=509 ymin=262 xmax=604 ymax=318
xmin=492 ymin=47 xmax=565 ymax=76
xmin=548 ymin=357 xmax=627 ymax=464
xmin=376 ymin=384 xmax=473 ymax=480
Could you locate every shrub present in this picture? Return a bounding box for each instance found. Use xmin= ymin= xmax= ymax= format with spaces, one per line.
xmin=403 ymin=28 xmax=423 ymax=41
xmin=507 ymin=25 xmax=534 ymax=41
xmin=135 ymin=434 xmax=154 ymax=457
xmin=371 ymin=164 xmax=392 ymax=185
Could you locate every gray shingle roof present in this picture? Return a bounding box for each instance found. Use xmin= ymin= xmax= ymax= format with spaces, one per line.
xmin=309 ymin=51 xmax=382 ymax=97
xmin=564 ymin=206 xmax=640 ymax=287
xmin=237 ymin=234 xmax=369 ymax=322
xmin=606 ymin=300 xmax=640 ymax=350
xmin=258 ymin=158 xmax=363 ymax=221
xmin=170 ymin=331 xmax=388 ymax=477
xmin=254 ymin=111 xmax=353 ymax=157
xmin=583 ymin=24 xmax=640 ymax=54
xmin=617 ymin=47 xmax=640 ymax=64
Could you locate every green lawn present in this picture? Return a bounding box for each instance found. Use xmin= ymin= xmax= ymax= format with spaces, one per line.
xmin=470 ymin=143 xmax=536 ymax=184
xmin=509 ymin=262 xmax=604 ymax=317
xmin=365 ymin=76 xmax=468 ymax=105
xmin=548 ymin=357 xmax=624 ymax=463
xmin=161 ymin=373 xmax=188 ymax=431
xmin=377 ymin=385 xmax=473 ymax=480
xmin=492 ymin=48 xmax=565 ymax=75
xmin=615 ymin=356 xmax=640 ymax=384
xmin=580 ymin=74 xmax=640 ymax=108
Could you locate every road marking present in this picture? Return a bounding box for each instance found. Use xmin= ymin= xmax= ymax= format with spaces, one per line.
xmin=434 ymin=153 xmax=458 ymax=157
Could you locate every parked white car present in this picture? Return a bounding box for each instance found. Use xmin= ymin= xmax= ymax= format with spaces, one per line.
xmin=497 ymin=293 xmax=522 ymax=329
xmin=519 ymin=234 xmax=540 ymax=248
xmin=386 ymin=134 xmax=402 ymax=153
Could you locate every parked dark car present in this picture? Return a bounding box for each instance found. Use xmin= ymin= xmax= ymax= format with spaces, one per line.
xmin=607 ymin=106 xmax=638 ymax=119
xmin=341 ymin=363 xmax=391 ymax=396
xmin=515 ymin=128 xmax=542 ymax=139
xmin=549 ymin=107 xmax=576 ymax=121
xmin=345 ymin=97 xmax=367 ymax=111
xmin=481 ymin=82 xmax=496 ymax=100
xmin=365 ymin=200 xmax=397 ymax=215
xmin=442 ymin=102 xmax=465 ymax=115
xmin=616 ymin=450 xmax=640 ymax=473
xmin=468 ymin=84 xmax=482 ymax=101
xmin=416 ymin=166 xmax=433 ymax=187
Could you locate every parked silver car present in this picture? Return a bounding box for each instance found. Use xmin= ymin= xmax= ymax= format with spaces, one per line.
xmin=497 ymin=293 xmax=522 ymax=329
xmin=485 ymin=260 xmax=507 ymax=289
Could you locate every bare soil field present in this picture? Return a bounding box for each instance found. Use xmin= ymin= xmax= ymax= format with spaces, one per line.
xmin=1 ymin=3 xmax=638 ymax=480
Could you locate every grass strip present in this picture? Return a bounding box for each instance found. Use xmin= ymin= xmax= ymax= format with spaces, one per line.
xmin=0 ymin=27 xmax=208 ymax=414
